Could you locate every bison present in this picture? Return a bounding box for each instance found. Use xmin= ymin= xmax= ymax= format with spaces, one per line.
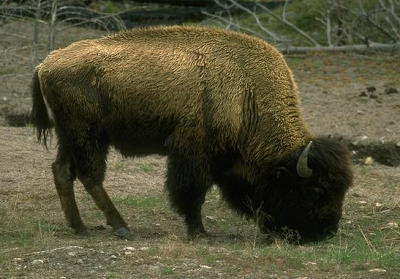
xmin=31 ymin=25 xmax=353 ymax=241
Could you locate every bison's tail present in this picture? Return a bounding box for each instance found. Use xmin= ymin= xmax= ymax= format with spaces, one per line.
xmin=31 ymin=65 xmax=53 ymax=147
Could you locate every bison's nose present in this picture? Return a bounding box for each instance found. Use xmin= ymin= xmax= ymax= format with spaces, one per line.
xmin=323 ymin=224 xmax=338 ymax=239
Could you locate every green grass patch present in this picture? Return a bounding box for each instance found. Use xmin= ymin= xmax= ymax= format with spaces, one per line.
xmin=161 ymin=265 xmax=175 ymax=276
xmin=138 ymin=162 xmax=156 ymax=173
xmin=119 ymin=195 xmax=164 ymax=210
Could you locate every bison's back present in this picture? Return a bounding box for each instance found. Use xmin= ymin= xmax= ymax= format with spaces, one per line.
xmin=37 ymin=26 xmax=307 ymax=157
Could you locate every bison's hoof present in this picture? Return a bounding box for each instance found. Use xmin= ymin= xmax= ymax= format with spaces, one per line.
xmin=114 ymin=227 xmax=132 ymax=239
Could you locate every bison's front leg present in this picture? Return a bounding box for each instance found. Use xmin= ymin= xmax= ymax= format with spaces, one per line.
xmin=166 ymin=152 xmax=212 ymax=239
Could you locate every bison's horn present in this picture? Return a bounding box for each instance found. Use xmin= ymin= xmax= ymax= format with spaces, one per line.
xmin=296 ymin=141 xmax=313 ymax=178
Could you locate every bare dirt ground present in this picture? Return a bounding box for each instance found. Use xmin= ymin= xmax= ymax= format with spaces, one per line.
xmin=0 ymin=20 xmax=399 ymax=278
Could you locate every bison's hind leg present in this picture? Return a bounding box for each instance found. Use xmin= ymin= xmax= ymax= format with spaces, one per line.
xmin=52 ymin=146 xmax=87 ymax=235
xmin=166 ymin=152 xmax=212 ymax=239
xmin=73 ymin=143 xmax=131 ymax=239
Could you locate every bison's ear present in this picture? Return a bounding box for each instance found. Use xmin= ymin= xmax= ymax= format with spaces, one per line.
xmin=296 ymin=141 xmax=313 ymax=178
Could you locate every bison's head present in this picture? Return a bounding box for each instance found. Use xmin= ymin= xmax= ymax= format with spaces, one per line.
xmin=217 ymin=137 xmax=353 ymax=242
xmin=255 ymin=138 xmax=353 ymax=242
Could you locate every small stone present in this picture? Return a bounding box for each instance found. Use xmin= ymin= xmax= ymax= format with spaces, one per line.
xmin=124 ymin=246 xmax=136 ymax=251
xmin=361 ymin=135 xmax=368 ymax=141
xmin=2 ymin=97 xmax=7 ymax=102
xmin=206 ymin=215 xmax=217 ymax=221
xmin=32 ymin=259 xmax=44 ymax=265
xmin=375 ymin=202 xmax=382 ymax=207
xmin=384 ymin=87 xmax=398 ymax=94
xmin=109 ymin=255 xmax=117 ymax=259
xmin=387 ymin=222 xmax=399 ymax=228
xmin=68 ymin=252 xmax=76 ymax=257
xmin=359 ymin=201 xmax=367 ymax=205
xmin=139 ymin=247 xmax=150 ymax=251
xmin=364 ymin=157 xmax=374 ymax=165
xmin=357 ymin=110 xmax=363 ymax=114
xmin=369 ymin=268 xmax=386 ymax=273
xmin=200 ymin=265 xmax=212 ymax=269
xmin=366 ymin=86 xmax=376 ymax=92
xmin=396 ymin=142 xmax=400 ymax=148
xmin=13 ymin=258 xmax=23 ymax=262
xmin=77 ymin=259 xmax=84 ymax=264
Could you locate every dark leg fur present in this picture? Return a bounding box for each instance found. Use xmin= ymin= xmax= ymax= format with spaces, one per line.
xmin=166 ymin=152 xmax=211 ymax=238
xmin=52 ymin=147 xmax=87 ymax=234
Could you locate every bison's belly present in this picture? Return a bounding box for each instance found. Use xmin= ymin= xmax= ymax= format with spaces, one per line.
xmin=107 ymin=119 xmax=172 ymax=157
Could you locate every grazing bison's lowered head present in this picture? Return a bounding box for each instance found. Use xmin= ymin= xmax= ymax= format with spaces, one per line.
xmin=218 ymin=137 xmax=353 ymax=243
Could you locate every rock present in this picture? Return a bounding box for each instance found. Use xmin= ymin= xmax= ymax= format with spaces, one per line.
xmin=364 ymin=156 xmax=374 ymax=165
xmin=68 ymin=252 xmax=77 ymax=257
xmin=396 ymin=142 xmax=400 ymax=148
xmin=358 ymin=200 xmax=367 ymax=205
xmin=384 ymin=87 xmax=398 ymax=94
xmin=369 ymin=268 xmax=386 ymax=273
xmin=206 ymin=215 xmax=217 ymax=221
xmin=124 ymin=246 xmax=136 ymax=251
xmin=77 ymin=259 xmax=84 ymax=264
xmin=32 ymin=259 xmax=44 ymax=265
xmin=375 ymin=202 xmax=382 ymax=207
xmin=387 ymin=222 xmax=399 ymax=228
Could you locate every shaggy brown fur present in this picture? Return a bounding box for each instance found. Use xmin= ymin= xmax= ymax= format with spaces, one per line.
xmin=31 ymin=25 xmax=352 ymax=240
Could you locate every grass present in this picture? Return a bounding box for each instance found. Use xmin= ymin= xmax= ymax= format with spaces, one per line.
xmin=119 ymin=195 xmax=165 ymax=210
xmin=1 ymin=169 xmax=399 ymax=278
xmin=138 ymin=162 xmax=156 ymax=173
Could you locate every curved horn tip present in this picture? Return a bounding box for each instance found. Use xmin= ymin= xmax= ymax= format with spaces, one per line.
xmin=296 ymin=141 xmax=313 ymax=178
